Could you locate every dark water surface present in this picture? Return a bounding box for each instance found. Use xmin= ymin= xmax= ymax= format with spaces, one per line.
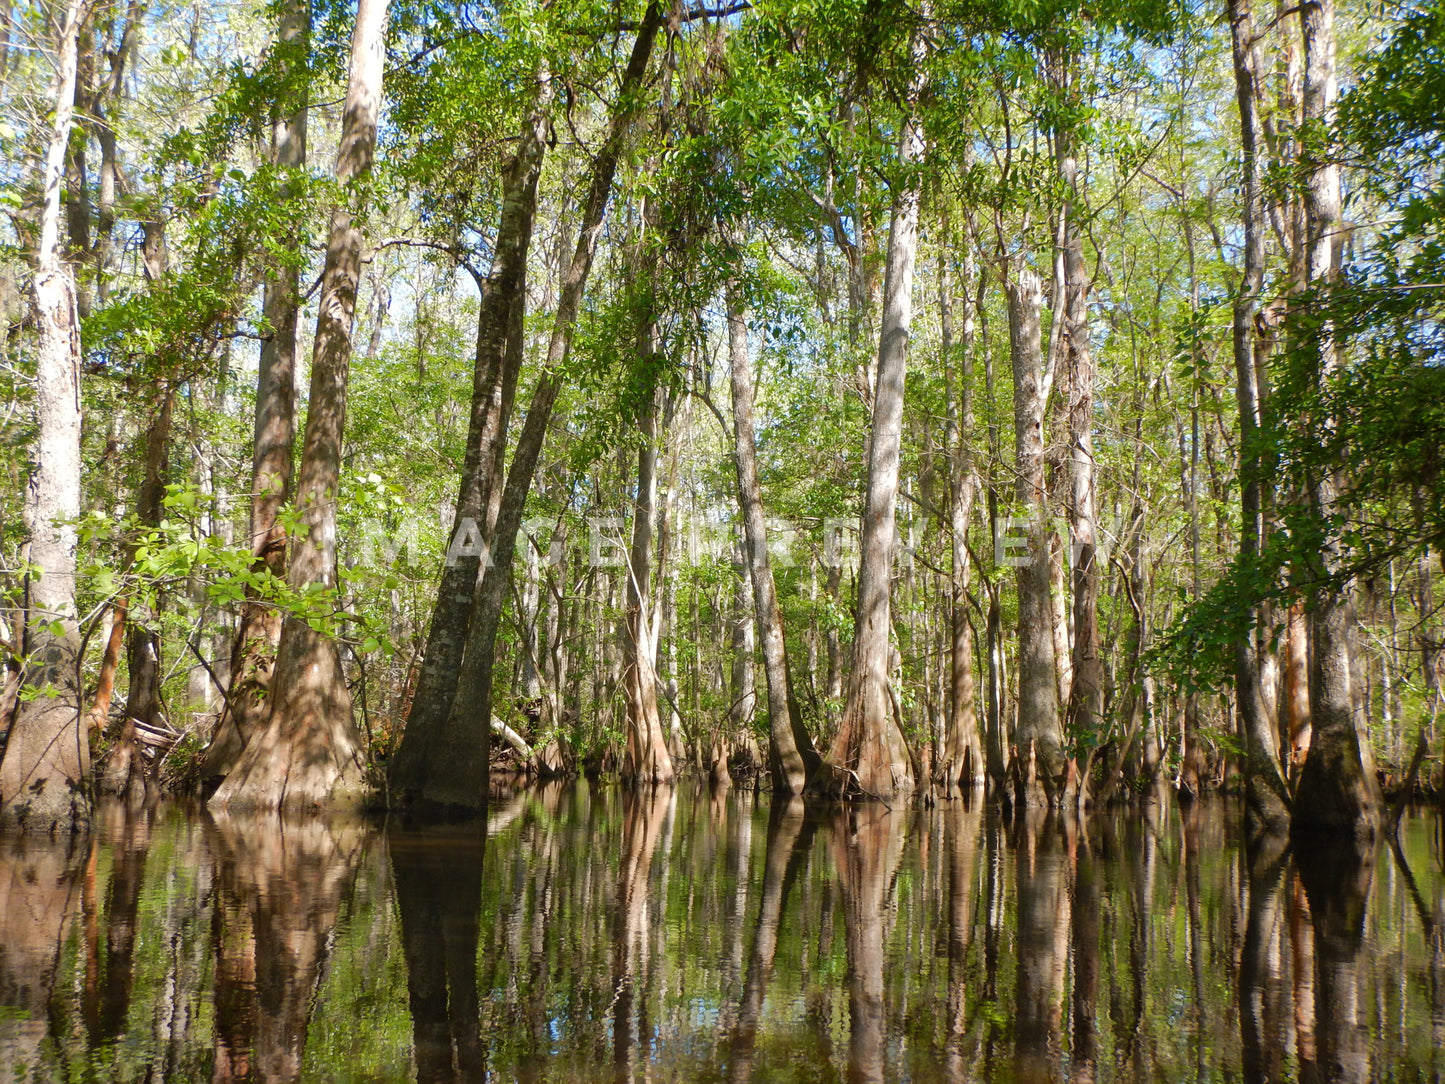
xmin=2 ymin=784 xmax=1444 ymax=1082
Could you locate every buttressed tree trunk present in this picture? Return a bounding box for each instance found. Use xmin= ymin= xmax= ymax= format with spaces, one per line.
xmin=1008 ymin=268 xmax=1066 ymax=806
xmin=815 ymin=17 xmax=928 ymax=799
xmin=210 ymin=0 xmax=388 ymax=812
xmin=390 ymin=3 xmax=665 ymax=812
xmin=725 ymin=279 xmax=821 ymax=794
xmin=1228 ymin=0 xmax=1291 ymax=831
xmin=208 ymin=0 xmax=310 ymax=785
xmin=1291 ymin=0 xmax=1381 ymax=838
xmin=387 ymin=70 xmax=551 ymax=797
xmin=621 ymin=373 xmax=673 ymax=785
xmin=0 ymin=0 xmax=91 ymax=832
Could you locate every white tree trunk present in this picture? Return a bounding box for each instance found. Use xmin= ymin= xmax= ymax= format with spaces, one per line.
xmin=0 ymin=0 xmax=90 ymax=832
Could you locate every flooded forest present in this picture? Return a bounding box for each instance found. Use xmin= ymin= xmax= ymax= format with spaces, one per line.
xmin=2 ymin=0 xmax=1444 ymax=1077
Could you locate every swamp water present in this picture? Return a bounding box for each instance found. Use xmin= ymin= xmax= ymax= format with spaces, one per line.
xmin=2 ymin=783 xmax=1443 ymax=1082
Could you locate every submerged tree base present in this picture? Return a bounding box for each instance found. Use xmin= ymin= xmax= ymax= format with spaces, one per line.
xmin=208 ymin=620 xmax=366 ymax=815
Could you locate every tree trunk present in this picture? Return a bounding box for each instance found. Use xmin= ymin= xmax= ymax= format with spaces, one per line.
xmin=207 ymin=0 xmax=310 ymax=786
xmin=824 ymin=563 xmax=843 ymax=702
xmin=0 ymin=0 xmax=90 ymax=832
xmin=210 ymin=0 xmax=388 ymax=813
xmin=64 ymin=11 xmax=93 ymax=313
xmin=725 ymin=281 xmax=820 ymax=794
xmin=1283 ymin=601 xmax=1311 ymax=774
xmin=729 ymin=558 xmax=756 ymax=725
xmin=622 ymin=375 xmax=673 ymax=784
xmin=86 ymin=602 xmax=126 ymax=734
xmin=105 ymin=384 xmax=175 ymax=799
xmin=389 ymin=4 xmax=664 ymax=812
xmin=1057 ymin=125 xmax=1104 ymax=765
xmin=92 ymin=0 xmax=144 ymax=307
xmin=814 ymin=17 xmax=928 ymax=799
xmin=1291 ymin=0 xmax=1381 ymax=838
xmin=981 ymin=286 xmax=1009 ymax=795
xmin=935 ymin=233 xmax=983 ymax=789
xmin=1007 ymin=268 xmax=1065 ymax=806
xmin=388 ymin=73 xmax=551 ymax=797
xmin=1228 ymin=0 xmax=1291 ymax=831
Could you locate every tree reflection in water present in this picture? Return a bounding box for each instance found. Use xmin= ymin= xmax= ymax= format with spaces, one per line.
xmin=2 ymin=790 xmax=1445 ymax=1081
xmin=1012 ymin=807 xmax=1068 ymax=1083
xmin=613 ymin=785 xmax=675 ymax=1083
xmin=82 ymin=800 xmax=153 ymax=1049
xmin=830 ymin=802 xmax=906 ymax=1084
xmin=389 ymin=819 xmax=486 ymax=1083
xmin=1295 ymin=834 xmax=1377 ymax=1084
xmin=207 ymin=812 xmax=366 ymax=1083
xmin=0 ymin=829 xmax=86 ymax=1081
xmin=725 ymin=796 xmax=814 ymax=1084
xmin=1240 ymin=831 xmax=1289 ymax=1084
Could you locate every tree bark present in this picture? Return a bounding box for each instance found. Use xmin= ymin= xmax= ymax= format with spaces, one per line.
xmin=92 ymin=0 xmax=144 ymax=306
xmin=814 ymin=17 xmax=928 ymax=799
xmin=389 ymin=3 xmax=665 ymax=812
xmin=1228 ymin=0 xmax=1291 ymax=832
xmin=1007 ymin=268 xmax=1065 ymax=806
xmin=1291 ymin=0 xmax=1381 ymax=838
xmin=210 ymin=0 xmax=388 ymax=812
xmin=207 ymin=0 xmax=310 ymax=786
xmin=725 ymin=281 xmax=820 ymax=794
xmin=64 ymin=11 xmax=94 ymax=313
xmin=1283 ymin=600 xmax=1311 ymax=774
xmin=0 ymin=0 xmax=90 ymax=832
